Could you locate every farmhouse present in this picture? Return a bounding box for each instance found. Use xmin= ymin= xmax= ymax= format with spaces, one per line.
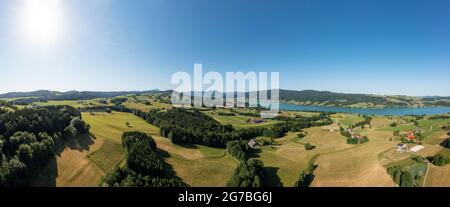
xmin=396 ymin=143 xmax=407 ymax=151
xmin=248 ymin=139 xmax=260 ymax=149
xmin=352 ymin=134 xmax=362 ymax=139
xmin=407 ymin=131 xmax=415 ymax=141
xmin=398 ymin=130 xmax=419 ymax=141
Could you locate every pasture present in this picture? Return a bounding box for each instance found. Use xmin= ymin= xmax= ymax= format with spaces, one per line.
xmin=33 ymin=99 xmax=111 ymax=108
xmin=206 ymin=112 xmax=281 ymax=129
xmin=123 ymin=94 xmax=172 ymax=111
xmin=338 ymin=114 xmax=365 ymax=127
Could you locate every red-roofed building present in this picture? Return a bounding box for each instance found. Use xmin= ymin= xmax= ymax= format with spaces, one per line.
xmin=407 ymin=131 xmax=415 ymax=141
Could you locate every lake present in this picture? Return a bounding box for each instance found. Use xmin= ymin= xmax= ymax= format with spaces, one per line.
xmin=280 ymin=103 xmax=450 ymax=116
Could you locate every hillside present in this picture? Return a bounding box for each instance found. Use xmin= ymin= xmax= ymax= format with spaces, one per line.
xmin=1 ymin=89 xmax=449 ymax=108
xmin=279 ymin=90 xmax=450 ymax=108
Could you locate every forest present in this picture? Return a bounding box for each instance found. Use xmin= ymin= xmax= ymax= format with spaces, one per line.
xmin=0 ymin=106 xmax=90 ymax=186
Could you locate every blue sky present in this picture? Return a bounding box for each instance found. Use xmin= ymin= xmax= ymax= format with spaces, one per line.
xmin=0 ymin=0 xmax=449 ymax=96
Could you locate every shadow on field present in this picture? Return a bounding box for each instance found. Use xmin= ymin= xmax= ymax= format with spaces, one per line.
xmin=32 ymin=157 xmax=58 ymax=187
xmin=263 ymin=167 xmax=283 ymax=187
xmin=247 ymin=149 xmax=262 ymax=159
xmin=156 ymin=148 xmax=186 ymax=184
xmin=156 ymin=148 xmax=172 ymax=158
xmin=439 ymin=138 xmax=450 ymax=148
xmin=33 ymin=133 xmax=96 ymax=186
xmin=176 ymin=142 xmax=198 ymax=149
xmin=63 ymin=133 xmax=96 ymax=153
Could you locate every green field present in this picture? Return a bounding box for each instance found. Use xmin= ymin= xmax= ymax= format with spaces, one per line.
xmin=339 ymin=114 xmax=365 ymax=127
xmin=377 ymin=124 xmax=418 ymax=132
xmin=122 ymin=94 xmax=172 ymax=111
xmin=87 ymin=139 xmax=125 ymax=173
xmin=33 ymin=99 xmax=112 ymax=108
xmin=204 ymin=110 xmax=281 ymax=129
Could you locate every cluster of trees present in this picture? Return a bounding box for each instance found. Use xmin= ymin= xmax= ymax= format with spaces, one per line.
xmin=101 ymin=131 xmax=186 ymax=187
xmin=227 ymin=140 xmax=251 ymax=161
xmin=346 ymin=136 xmax=369 ymax=144
xmin=271 ymin=113 xmax=333 ymax=134
xmin=294 ymin=162 xmax=317 ymax=187
xmin=304 ymin=143 xmax=316 ymax=150
xmin=227 ymin=159 xmax=265 ymax=187
xmin=134 ymin=108 xmax=235 ymax=148
xmin=350 ymin=115 xmax=372 ymax=129
xmin=0 ymin=101 xmax=17 ymax=110
xmin=339 ymin=127 xmax=352 ymax=138
xmin=218 ymin=111 xmax=235 ymax=116
xmin=110 ymin=97 xmax=128 ymax=105
xmin=412 ymin=155 xmax=427 ymax=164
xmin=429 ymin=114 xmax=450 ymax=120
xmin=386 ymin=165 xmax=418 ymax=187
xmin=430 ymin=154 xmax=450 ymax=166
xmin=64 ymin=117 xmax=90 ymax=138
xmin=0 ymin=106 xmax=88 ymax=186
xmin=297 ymin=131 xmax=306 ymax=139
xmin=339 ymin=127 xmax=369 ymax=144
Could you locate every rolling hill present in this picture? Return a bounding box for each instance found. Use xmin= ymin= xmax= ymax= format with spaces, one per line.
xmin=1 ymin=89 xmax=449 ymax=108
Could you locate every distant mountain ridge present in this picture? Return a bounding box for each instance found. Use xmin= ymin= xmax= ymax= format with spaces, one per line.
xmin=278 ymin=89 xmax=450 ymax=108
xmin=0 ymin=90 xmax=139 ymax=100
xmin=0 ymin=89 xmax=449 ymax=108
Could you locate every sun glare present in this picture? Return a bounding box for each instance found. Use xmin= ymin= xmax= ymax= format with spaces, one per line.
xmin=20 ymin=0 xmax=65 ymax=46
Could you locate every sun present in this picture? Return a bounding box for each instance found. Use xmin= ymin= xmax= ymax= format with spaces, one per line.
xmin=19 ymin=0 xmax=65 ymax=46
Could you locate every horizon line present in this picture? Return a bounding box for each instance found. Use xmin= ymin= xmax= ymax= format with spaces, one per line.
xmin=0 ymin=88 xmax=448 ymax=98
